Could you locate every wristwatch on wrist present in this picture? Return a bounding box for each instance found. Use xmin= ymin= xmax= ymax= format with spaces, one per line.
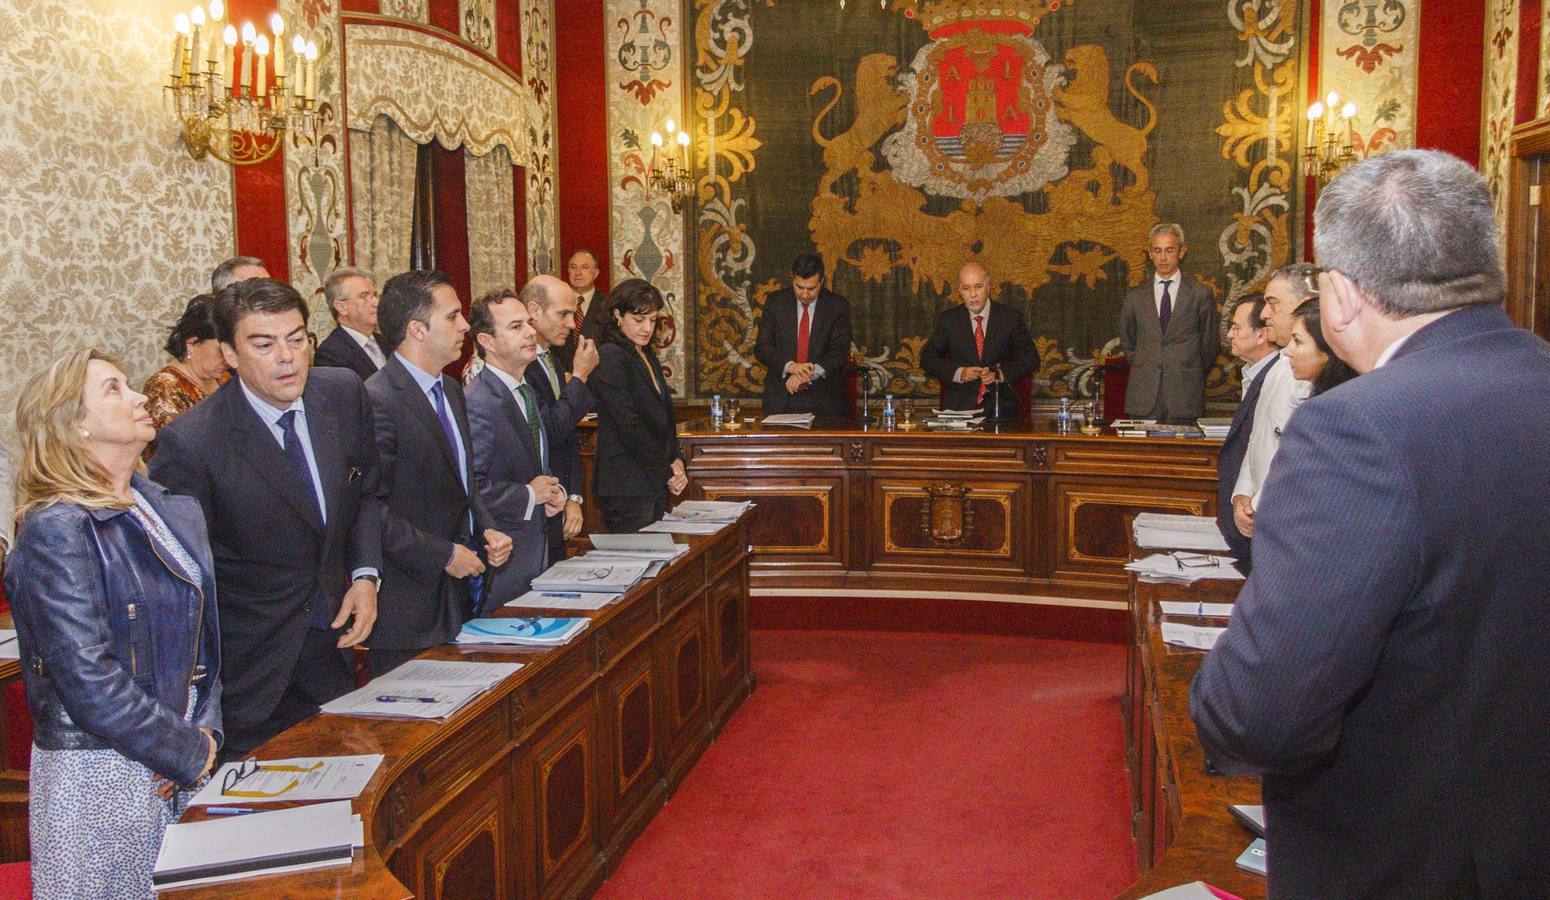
xmin=567 ymin=493 xmax=584 ymax=505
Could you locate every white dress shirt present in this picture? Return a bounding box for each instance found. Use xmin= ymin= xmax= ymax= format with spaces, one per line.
xmin=485 ymin=362 xmax=547 ymax=522
xmin=1239 ymin=350 xmax=1278 ymax=399
xmin=239 ymin=379 xmax=377 ymax=581
xmin=1232 ymin=354 xmax=1312 ymax=507
xmin=1372 ymin=332 xmax=1415 ymax=370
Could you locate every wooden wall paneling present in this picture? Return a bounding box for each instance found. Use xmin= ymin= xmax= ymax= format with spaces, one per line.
xmin=695 ymin=474 xmax=847 ymax=570
xmin=1048 ymin=479 xmax=1214 ymax=595
xmin=866 ymin=474 xmax=1032 ymax=577
xmin=1507 ymin=118 xmax=1550 ymax=340
xmin=707 ymin=560 xmax=750 ymax=717
xmin=599 ymin=639 xmax=660 ymax=839
xmin=399 ymin=763 xmax=515 ymax=899
xmin=531 ymin=693 xmax=601 ymax=897
xmin=656 ymin=597 xmax=711 ymax=789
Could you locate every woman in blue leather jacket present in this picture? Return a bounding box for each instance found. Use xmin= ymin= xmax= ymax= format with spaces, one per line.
xmin=4 ymin=348 xmax=222 ymax=898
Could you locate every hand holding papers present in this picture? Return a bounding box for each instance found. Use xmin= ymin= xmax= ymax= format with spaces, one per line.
xmin=190 ymin=754 xmax=385 ymax=806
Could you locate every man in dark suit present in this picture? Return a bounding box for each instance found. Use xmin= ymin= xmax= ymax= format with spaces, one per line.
xmin=365 ymin=270 xmax=513 ymax=674
xmin=465 ymin=289 xmax=568 ymax=606
xmin=1192 ymin=150 xmax=1550 ymax=897
xmin=1119 ymin=224 xmax=1221 ymax=421
xmin=552 ymin=249 xmax=607 ymax=371
xmin=151 ymin=278 xmax=381 ymax=755
xmin=1214 ymin=293 xmax=1277 ymax=567
xmin=920 ymin=261 xmax=1039 ymax=412
xmin=521 ymin=276 xmax=599 ymax=554
xmin=314 ymin=267 xmax=389 ymax=381
xmin=754 ymin=253 xmax=853 ymax=417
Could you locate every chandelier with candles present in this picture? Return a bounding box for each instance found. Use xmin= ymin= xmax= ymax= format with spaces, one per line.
xmin=164 ymin=1 xmax=320 ymax=166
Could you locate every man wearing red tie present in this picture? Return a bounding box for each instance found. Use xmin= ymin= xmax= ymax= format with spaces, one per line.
xmin=755 ymin=253 xmax=853 ymax=417
xmin=921 ymin=261 xmax=1040 ymax=412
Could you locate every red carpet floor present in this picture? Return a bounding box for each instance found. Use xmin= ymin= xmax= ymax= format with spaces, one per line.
xmin=596 ymin=629 xmax=1136 ymax=899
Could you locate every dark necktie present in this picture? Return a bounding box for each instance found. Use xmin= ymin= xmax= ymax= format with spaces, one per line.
xmin=1159 ymin=279 xmax=1174 ymax=334
xmin=539 ymin=352 xmax=562 ymax=397
xmin=516 ymin=382 xmax=544 ymax=468
xmin=796 ymin=301 xmax=812 ymax=364
xmin=430 ymin=380 xmax=462 ymax=483
xmin=277 ymin=410 xmax=322 ymax=522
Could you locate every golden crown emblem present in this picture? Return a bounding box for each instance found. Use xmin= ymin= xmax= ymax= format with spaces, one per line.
xmin=888 ymin=0 xmax=1073 ymax=33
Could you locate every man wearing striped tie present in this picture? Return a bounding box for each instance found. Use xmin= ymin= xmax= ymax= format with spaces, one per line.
xmin=755 ymin=253 xmax=853 ymax=417
xmin=921 ymin=261 xmax=1040 ymax=413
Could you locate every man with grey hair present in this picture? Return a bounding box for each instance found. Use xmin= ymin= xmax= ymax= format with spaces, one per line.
xmin=210 ymin=255 xmax=269 ymax=293
xmin=1118 ymin=223 xmax=1220 ymax=421
xmin=1192 ymin=150 xmax=1550 ymax=896
xmin=315 ymin=267 xmax=389 ymax=380
xmin=1227 ymin=261 xmax=1318 ymax=543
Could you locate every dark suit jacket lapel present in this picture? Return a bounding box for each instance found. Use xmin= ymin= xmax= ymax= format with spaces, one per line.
xmin=1141 ymin=280 xmax=1163 ymax=336
xmin=303 ymin=381 xmax=346 ymax=543
xmin=223 ymin=381 xmax=325 ymax=533
xmin=482 ymin=369 xmax=543 ymax=468
xmin=442 ymin=375 xmax=477 ymax=492
xmin=387 ymin=358 xmax=463 ymax=488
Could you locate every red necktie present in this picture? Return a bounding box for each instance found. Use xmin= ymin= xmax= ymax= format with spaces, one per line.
xmin=796 ymin=301 xmax=812 ymax=364
xmin=974 ymin=314 xmax=987 ymax=404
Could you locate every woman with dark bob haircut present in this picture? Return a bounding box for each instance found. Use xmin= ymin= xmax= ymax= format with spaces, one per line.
xmin=589 ymin=279 xmax=688 ymax=531
xmin=142 ymin=294 xmax=228 ymax=458
xmin=1285 ymin=298 xmax=1357 ymax=397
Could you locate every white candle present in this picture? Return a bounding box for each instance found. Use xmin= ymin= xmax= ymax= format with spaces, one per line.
xmin=255 ymin=35 xmax=268 ymax=99
xmin=240 ymin=22 xmax=255 ymax=91
xmin=189 ymin=7 xmax=205 ymax=76
xmin=270 ymin=14 xmax=285 ymax=81
xmin=223 ymin=25 xmax=237 ymax=92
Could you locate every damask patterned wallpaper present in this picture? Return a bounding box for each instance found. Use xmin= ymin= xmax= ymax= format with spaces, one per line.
xmin=0 ymin=0 xmax=235 ymax=452
xmin=1481 ymin=0 xmax=1520 ymax=235
xmin=1318 ymin=0 xmax=1419 ymax=157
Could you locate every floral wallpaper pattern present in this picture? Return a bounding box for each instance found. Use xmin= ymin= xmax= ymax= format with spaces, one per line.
xmin=1318 ymin=0 xmax=1419 ymax=157
xmin=0 ymin=0 xmax=235 ymax=452
xmin=1482 ymin=0 xmax=1520 ymax=237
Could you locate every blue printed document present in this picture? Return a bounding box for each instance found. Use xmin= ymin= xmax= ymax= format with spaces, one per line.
xmin=455 ymin=617 xmax=590 ymax=647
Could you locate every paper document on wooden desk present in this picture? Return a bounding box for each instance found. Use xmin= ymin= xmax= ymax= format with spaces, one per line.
xmin=374 ymin=659 xmax=522 ymax=688
xmin=762 ymin=413 xmax=816 ymax=427
xmin=0 ymin=629 xmax=17 ymax=660
xmin=320 ymin=682 xmax=485 ymax=720
xmin=641 ymin=519 xmax=725 ymax=534
xmin=455 ymin=616 xmax=590 ymax=647
xmin=533 ymin=558 xmax=650 ymax=592
xmin=665 ymin=500 xmax=753 ymax=523
xmin=153 ymin=800 xmax=358 ymax=890
xmin=1161 ymin=622 xmax=1228 ymax=651
xmin=1160 ymin=601 xmax=1236 ymax=618
xmin=1126 ymin=552 xmax=1243 ymax=583
xmin=506 ymin=590 xmax=623 ymax=611
xmin=1133 ymin=513 xmax=1233 ymax=552
xmin=189 ymin=754 xmax=385 ymax=806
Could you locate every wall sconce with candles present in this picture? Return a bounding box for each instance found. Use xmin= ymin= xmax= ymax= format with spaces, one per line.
xmin=648 ymin=118 xmax=693 ymax=214
xmin=165 ymin=1 xmax=321 ymax=166
xmin=1303 ymin=91 xmax=1359 ymax=187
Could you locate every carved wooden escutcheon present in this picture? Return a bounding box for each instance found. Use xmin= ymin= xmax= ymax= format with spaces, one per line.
xmin=920 ymin=481 xmax=973 ymax=545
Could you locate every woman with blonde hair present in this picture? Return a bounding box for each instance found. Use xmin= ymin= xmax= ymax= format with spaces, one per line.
xmin=4 ymin=348 xmax=222 ymax=898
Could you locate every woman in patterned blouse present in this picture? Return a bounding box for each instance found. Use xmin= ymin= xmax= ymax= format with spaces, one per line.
xmin=141 ymin=294 xmax=227 ymax=459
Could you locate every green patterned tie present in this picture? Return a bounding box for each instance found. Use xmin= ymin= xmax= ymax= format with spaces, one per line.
xmin=539 ymin=352 xmax=562 ymax=396
xmin=516 ymin=382 xmax=543 ymax=465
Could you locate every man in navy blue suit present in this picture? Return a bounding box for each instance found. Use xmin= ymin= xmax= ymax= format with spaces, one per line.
xmin=1192 ymin=150 xmax=1550 ymax=897
xmin=465 ymin=288 xmax=567 ymax=608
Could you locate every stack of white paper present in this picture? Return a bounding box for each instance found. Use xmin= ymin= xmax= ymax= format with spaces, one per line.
xmin=532 ymin=558 xmax=650 ymax=593
xmin=0 ymin=629 xmax=17 ymax=660
xmin=1160 ymin=622 xmax=1228 ymax=651
xmin=1160 ymin=600 xmax=1236 ymax=618
xmin=319 ymin=660 xmax=521 ymax=720
xmin=454 ymin=617 xmax=590 ymax=647
xmin=641 ymin=519 xmax=724 ymax=535
xmin=580 ymin=533 xmax=689 ymax=576
xmin=190 ymin=755 xmax=385 ymax=806
xmin=664 ymin=500 xmax=753 ymax=524
xmin=1125 ymin=552 xmax=1244 ymax=583
xmin=505 ymin=590 xmax=623 ymax=611
xmin=153 ymin=800 xmax=361 ymax=890
xmin=930 ymin=409 xmax=979 ymax=418
xmin=1197 ymin=417 xmax=1232 ymax=438
xmin=1132 ymin=513 xmax=1233 ymax=553
xmin=762 ymin=413 xmax=816 ymax=427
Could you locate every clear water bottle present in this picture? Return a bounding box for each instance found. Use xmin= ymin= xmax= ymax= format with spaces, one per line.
xmin=710 ymin=394 xmax=724 ymax=427
xmin=882 ymin=394 xmax=896 ymax=428
xmin=1058 ymin=397 xmax=1073 ymax=433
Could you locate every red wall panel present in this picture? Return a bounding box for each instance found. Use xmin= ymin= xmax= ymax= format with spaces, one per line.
xmin=496 ymin=0 xmax=523 ymax=75
xmin=227 ymin=0 xmax=291 ymax=281
xmin=555 ymin=0 xmax=610 ymax=279
xmin=339 ymin=0 xmax=377 ymax=12
xmin=1415 ymin=0 xmax=1484 ymax=165
xmin=427 ymin=0 xmax=459 ymax=36
xmin=432 ymin=144 xmax=473 ymax=373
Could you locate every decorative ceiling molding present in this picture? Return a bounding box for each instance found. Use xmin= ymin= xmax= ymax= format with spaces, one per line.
xmin=343 ymin=22 xmax=538 ymax=163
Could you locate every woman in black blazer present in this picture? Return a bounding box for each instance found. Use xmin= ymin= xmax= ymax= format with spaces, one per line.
xmin=590 ymin=279 xmax=687 ymax=531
